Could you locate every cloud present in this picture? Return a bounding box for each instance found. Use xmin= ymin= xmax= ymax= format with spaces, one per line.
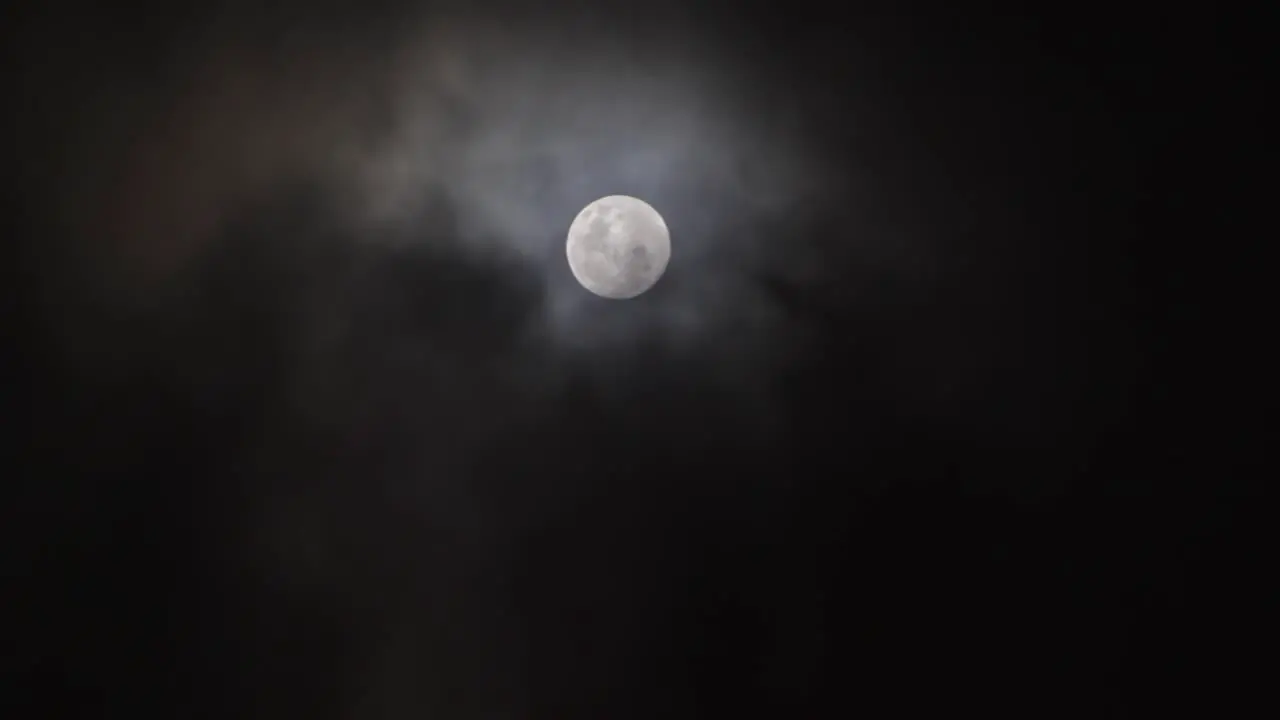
xmin=29 ymin=3 xmax=840 ymax=376
xmin=330 ymin=8 xmax=828 ymax=358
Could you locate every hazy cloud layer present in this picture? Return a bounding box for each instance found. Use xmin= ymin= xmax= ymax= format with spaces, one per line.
xmin=6 ymin=4 xmax=1158 ymax=719
xmin=37 ymin=5 xmax=831 ymax=356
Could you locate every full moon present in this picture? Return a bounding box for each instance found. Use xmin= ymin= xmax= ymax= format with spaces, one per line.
xmin=566 ymin=195 xmax=671 ymax=299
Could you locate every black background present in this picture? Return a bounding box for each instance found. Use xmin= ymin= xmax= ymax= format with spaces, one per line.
xmin=3 ymin=1 xmax=1255 ymax=717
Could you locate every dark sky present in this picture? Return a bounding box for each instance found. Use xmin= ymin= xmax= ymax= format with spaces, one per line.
xmin=3 ymin=1 xmax=1253 ymax=717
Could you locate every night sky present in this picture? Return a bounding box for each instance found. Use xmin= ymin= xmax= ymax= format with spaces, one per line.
xmin=4 ymin=2 xmax=1253 ymax=717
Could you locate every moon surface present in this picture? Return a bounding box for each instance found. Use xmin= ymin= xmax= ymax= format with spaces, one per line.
xmin=566 ymin=195 xmax=671 ymax=299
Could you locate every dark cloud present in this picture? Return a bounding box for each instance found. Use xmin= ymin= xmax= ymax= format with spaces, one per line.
xmin=4 ymin=2 xmax=1224 ymax=718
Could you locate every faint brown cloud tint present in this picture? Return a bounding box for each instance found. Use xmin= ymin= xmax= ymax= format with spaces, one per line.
xmin=89 ymin=35 xmax=392 ymax=292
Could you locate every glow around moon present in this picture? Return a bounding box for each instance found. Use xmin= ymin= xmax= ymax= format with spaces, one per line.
xmin=566 ymin=195 xmax=671 ymax=299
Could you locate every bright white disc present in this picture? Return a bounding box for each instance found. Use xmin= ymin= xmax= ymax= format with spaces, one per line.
xmin=566 ymin=195 xmax=671 ymax=299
